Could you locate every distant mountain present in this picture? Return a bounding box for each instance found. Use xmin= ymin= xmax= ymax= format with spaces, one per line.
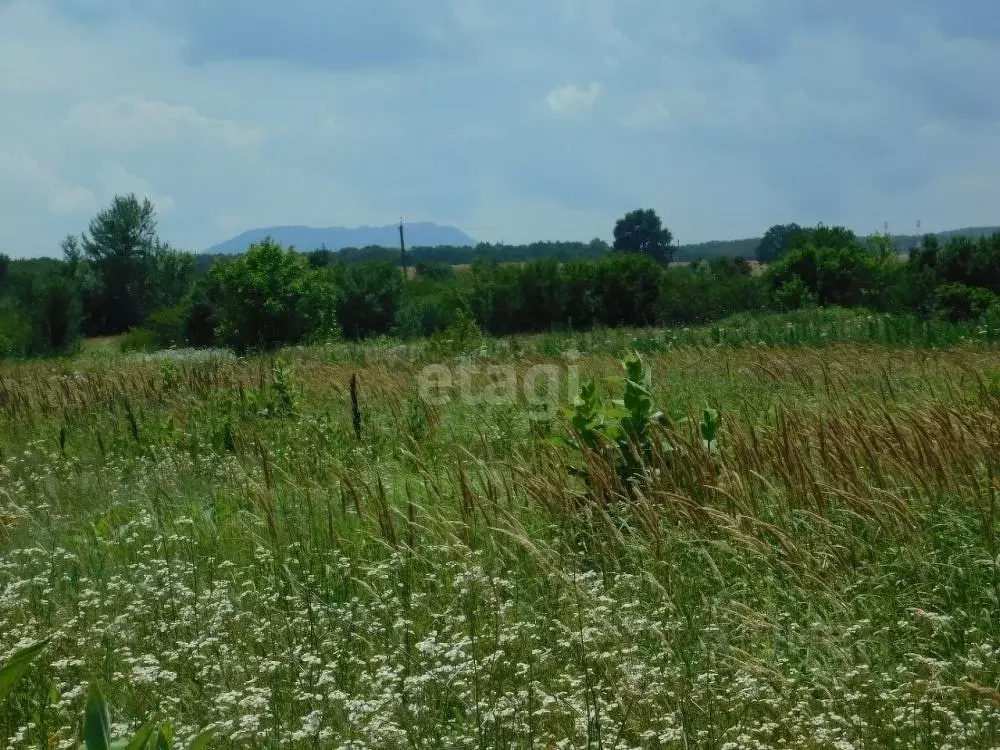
xmin=206 ymin=222 xmax=478 ymax=255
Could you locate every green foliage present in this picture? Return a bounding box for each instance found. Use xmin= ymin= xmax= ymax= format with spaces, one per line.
xmin=931 ymin=283 xmax=998 ymax=323
xmin=554 ymin=352 xmax=667 ymax=487
xmin=0 ymin=308 xmax=31 ymax=358
xmin=181 ymin=275 xmax=221 ymax=348
xmin=772 ymin=275 xmax=817 ymax=311
xmin=764 ymin=226 xmax=894 ymax=309
xmin=29 ymin=271 xmax=81 ymax=352
xmin=146 ymin=304 xmax=187 ymax=348
xmin=593 ymin=252 xmax=664 ymax=327
xmin=756 ymin=223 xmax=804 ymax=263
xmin=395 ymin=276 xmax=472 ymax=340
xmin=613 ymin=208 xmax=674 ymax=264
xmin=83 ymin=682 xmax=184 ymax=750
xmin=0 ymin=639 xmax=49 ymax=704
xmin=0 ymin=259 xmax=81 ymax=356
xmin=62 ymin=195 xmax=194 ymax=337
xmin=119 ymin=327 xmax=157 ymax=353
xmin=332 ymin=260 xmax=403 ymax=340
xmin=72 ymin=195 xmax=158 ymax=334
xmin=414 ymin=260 xmax=455 ymax=281
xmin=697 ymin=407 xmax=720 ymax=454
xmin=659 ymin=262 xmax=764 ymax=323
xmin=209 ymin=237 xmax=338 ymax=352
xmin=84 ymin=683 xmax=113 ymax=749
xmin=425 ymin=308 xmax=484 ymax=358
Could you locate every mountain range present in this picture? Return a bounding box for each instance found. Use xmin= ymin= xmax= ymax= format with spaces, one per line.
xmin=206 ymin=222 xmax=477 ymax=254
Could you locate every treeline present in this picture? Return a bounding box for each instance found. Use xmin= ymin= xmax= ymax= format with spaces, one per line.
xmin=3 ymin=195 xmax=1000 ymax=358
xmin=193 ymin=239 xmax=612 ymax=275
xmin=188 ymin=226 xmax=1000 ymax=272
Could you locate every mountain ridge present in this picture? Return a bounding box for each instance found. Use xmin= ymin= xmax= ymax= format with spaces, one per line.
xmin=206 ymin=222 xmax=478 ymax=254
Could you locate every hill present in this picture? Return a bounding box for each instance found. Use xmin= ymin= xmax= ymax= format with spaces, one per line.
xmin=206 ymin=222 xmax=478 ymax=255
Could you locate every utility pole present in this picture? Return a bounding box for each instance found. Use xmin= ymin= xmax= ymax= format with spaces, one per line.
xmin=398 ymin=217 xmax=407 ymax=277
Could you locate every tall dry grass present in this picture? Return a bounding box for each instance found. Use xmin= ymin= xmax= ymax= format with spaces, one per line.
xmin=1 ymin=320 xmax=1000 ymax=746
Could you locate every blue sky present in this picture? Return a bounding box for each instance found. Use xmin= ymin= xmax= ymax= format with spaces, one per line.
xmin=1 ymin=0 xmax=998 ymax=256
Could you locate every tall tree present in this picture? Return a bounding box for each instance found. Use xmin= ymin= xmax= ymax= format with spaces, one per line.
xmin=755 ymin=223 xmax=803 ymax=264
xmin=72 ymin=194 xmax=160 ymax=334
xmin=613 ymin=209 xmax=674 ymax=264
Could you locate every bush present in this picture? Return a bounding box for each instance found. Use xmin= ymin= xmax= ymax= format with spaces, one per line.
xmin=593 ymin=253 xmax=663 ymax=327
xmin=0 ymin=308 xmax=31 ymax=358
xmin=28 ymin=273 xmax=81 ymax=353
xmin=146 ymin=304 xmax=187 ymax=348
xmin=209 ymin=238 xmax=339 ymax=352
xmin=764 ymin=228 xmax=894 ymax=310
xmin=119 ymin=327 xmax=157 ymax=353
xmin=931 ymin=283 xmax=998 ymax=323
xmin=414 ymin=260 xmax=455 ymax=281
xmin=772 ymin=275 xmax=817 ymax=311
xmin=182 ymin=276 xmax=222 ymax=347
xmin=395 ymin=277 xmax=472 ymax=340
xmin=333 ymin=261 xmax=403 ymax=340
xmin=659 ymin=264 xmax=764 ymax=323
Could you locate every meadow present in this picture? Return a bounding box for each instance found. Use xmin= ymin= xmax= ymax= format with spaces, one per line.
xmin=3 ymin=308 xmax=1000 ymax=748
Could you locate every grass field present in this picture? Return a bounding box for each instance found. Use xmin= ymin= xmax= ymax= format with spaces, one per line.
xmin=3 ymin=308 xmax=1000 ymax=748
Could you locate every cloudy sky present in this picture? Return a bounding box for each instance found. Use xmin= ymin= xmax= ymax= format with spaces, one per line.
xmin=1 ymin=0 xmax=998 ymax=256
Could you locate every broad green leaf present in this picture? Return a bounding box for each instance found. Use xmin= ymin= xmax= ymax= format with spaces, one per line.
xmin=153 ymin=723 xmax=173 ymax=749
xmin=188 ymin=725 xmax=217 ymax=750
xmin=113 ymin=723 xmax=157 ymax=750
xmin=84 ymin=683 xmax=112 ymax=750
xmin=0 ymin=638 xmax=50 ymax=703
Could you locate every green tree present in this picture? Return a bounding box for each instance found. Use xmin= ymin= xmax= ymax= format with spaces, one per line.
xmin=71 ymin=194 xmax=160 ymax=334
xmin=613 ymin=209 xmax=674 ymax=264
xmin=755 ymin=223 xmax=803 ymax=264
xmin=148 ymin=246 xmax=196 ymax=311
xmin=209 ymin=237 xmax=338 ymax=352
xmin=414 ymin=260 xmax=455 ymax=281
xmin=764 ymin=225 xmax=893 ymax=309
xmin=332 ymin=260 xmax=404 ymax=340
xmin=594 ymin=252 xmax=664 ymax=327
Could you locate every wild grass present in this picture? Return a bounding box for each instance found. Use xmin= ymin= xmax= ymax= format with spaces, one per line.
xmin=2 ymin=308 xmax=1000 ymax=747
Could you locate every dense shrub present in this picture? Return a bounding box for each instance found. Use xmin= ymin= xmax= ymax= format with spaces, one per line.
xmin=209 ymin=238 xmax=339 ymax=352
xmin=332 ymin=261 xmax=403 ymax=340
xmin=118 ymin=327 xmax=157 ymax=353
xmin=931 ymin=283 xmax=999 ymax=323
xmin=764 ymin=230 xmax=895 ymax=310
xmin=592 ymin=253 xmax=664 ymax=327
xmin=146 ymin=303 xmax=187 ymax=348
xmin=395 ymin=276 xmax=471 ymax=339
xmin=659 ymin=261 xmax=764 ymax=323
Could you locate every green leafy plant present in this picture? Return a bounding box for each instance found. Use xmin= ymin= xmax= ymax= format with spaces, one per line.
xmin=82 ymin=682 xmax=214 ymax=750
xmin=0 ymin=638 xmax=49 ymax=704
xmin=552 ymin=351 xmax=666 ymax=488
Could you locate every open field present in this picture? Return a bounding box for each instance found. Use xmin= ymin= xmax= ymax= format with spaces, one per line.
xmin=3 ymin=309 xmax=1000 ymax=747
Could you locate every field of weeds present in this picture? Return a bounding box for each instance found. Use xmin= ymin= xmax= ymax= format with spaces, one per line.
xmin=3 ymin=309 xmax=1000 ymax=748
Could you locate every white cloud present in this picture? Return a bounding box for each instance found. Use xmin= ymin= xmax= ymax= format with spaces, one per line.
xmin=65 ymin=97 xmax=263 ymax=150
xmin=546 ymin=83 xmax=602 ymax=116
xmin=0 ymin=152 xmax=96 ymax=214
xmin=97 ymin=163 xmax=176 ymax=216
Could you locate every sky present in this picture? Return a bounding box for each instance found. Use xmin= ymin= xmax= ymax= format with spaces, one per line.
xmin=1 ymin=0 xmax=998 ymax=257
